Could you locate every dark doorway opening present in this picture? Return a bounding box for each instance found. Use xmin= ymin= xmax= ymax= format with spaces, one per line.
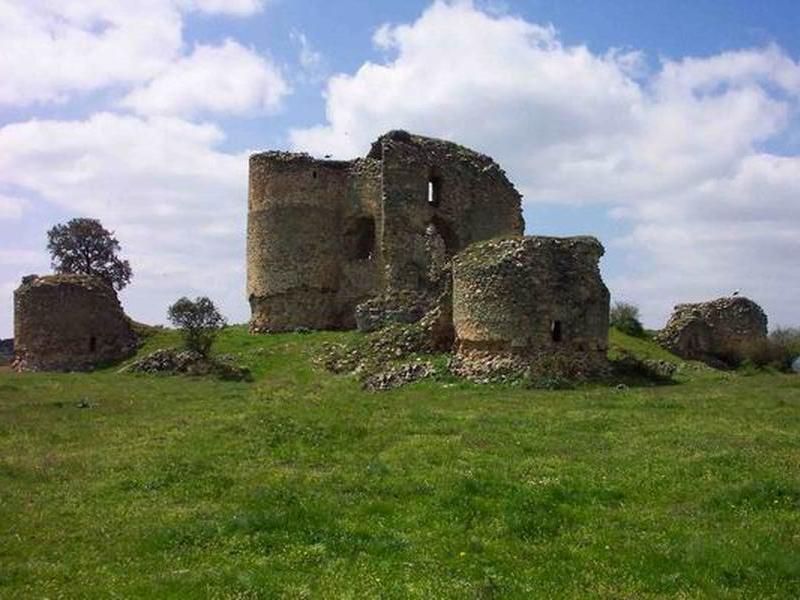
xmin=89 ymin=336 xmax=97 ymax=352
xmin=550 ymin=321 xmax=563 ymax=343
xmin=430 ymin=215 xmax=459 ymax=257
xmin=344 ymin=216 xmax=376 ymax=261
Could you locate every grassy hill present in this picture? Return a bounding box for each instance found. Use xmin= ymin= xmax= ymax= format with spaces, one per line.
xmin=1 ymin=327 xmax=799 ymax=598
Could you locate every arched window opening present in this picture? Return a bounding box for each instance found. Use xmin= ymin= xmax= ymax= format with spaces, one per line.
xmin=344 ymin=217 xmax=376 ymax=261
xmin=550 ymin=320 xmax=563 ymax=343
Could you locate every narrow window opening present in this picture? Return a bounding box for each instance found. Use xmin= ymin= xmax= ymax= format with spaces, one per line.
xmin=89 ymin=336 xmax=97 ymax=352
xmin=428 ymin=175 xmax=442 ymax=207
xmin=312 ymin=170 xmax=317 ymax=179
xmin=550 ymin=320 xmax=563 ymax=343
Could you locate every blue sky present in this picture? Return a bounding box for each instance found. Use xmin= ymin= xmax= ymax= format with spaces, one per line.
xmin=1 ymin=0 xmax=799 ymax=337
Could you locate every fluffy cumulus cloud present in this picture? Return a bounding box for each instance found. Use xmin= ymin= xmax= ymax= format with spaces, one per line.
xmin=0 ymin=0 xmax=279 ymax=109
xmin=0 ymin=1 xmax=176 ymax=105
xmin=0 ymin=113 xmax=248 ymax=331
xmin=291 ymin=0 xmax=800 ymax=327
xmin=179 ymin=0 xmax=264 ymax=17
xmin=120 ymin=39 xmax=289 ymax=117
xmin=0 ymin=0 xmax=282 ymax=334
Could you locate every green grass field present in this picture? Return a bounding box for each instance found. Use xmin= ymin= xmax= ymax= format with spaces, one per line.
xmin=1 ymin=327 xmax=799 ymax=598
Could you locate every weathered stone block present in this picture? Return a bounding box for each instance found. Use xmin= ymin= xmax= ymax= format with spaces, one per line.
xmin=13 ymin=274 xmax=137 ymax=372
xmin=656 ymin=296 xmax=768 ymax=364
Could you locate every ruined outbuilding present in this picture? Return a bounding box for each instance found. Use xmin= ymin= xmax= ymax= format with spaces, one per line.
xmin=247 ymin=130 xmax=524 ymax=332
xmin=13 ymin=274 xmax=137 ymax=372
xmin=656 ymin=296 xmax=768 ymax=364
xmin=451 ymin=236 xmax=610 ymax=379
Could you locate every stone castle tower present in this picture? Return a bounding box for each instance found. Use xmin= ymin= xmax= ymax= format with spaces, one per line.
xmin=247 ymin=130 xmax=524 ymax=332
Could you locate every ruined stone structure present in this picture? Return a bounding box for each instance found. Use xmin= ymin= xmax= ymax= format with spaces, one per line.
xmin=656 ymin=296 xmax=767 ymax=363
xmin=13 ymin=274 xmax=137 ymax=371
xmin=451 ymin=236 xmax=610 ymax=378
xmin=247 ymin=130 xmax=524 ymax=332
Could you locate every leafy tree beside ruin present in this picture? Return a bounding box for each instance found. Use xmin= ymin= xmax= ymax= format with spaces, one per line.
xmin=610 ymin=301 xmax=645 ymax=337
xmin=167 ymin=297 xmax=227 ymax=357
xmin=47 ymin=218 xmax=133 ymax=290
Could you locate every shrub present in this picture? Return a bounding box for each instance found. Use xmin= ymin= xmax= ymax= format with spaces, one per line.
xmin=167 ymin=297 xmax=227 ymax=357
xmin=610 ymin=301 xmax=645 ymax=337
xmin=725 ymin=327 xmax=800 ymax=372
xmin=771 ymin=327 xmax=800 ymax=355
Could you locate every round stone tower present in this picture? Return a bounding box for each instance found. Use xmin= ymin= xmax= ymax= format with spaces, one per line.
xmin=247 ymin=152 xmax=352 ymax=332
xmin=451 ymin=236 xmax=610 ymax=376
xmin=13 ymin=274 xmax=137 ymax=371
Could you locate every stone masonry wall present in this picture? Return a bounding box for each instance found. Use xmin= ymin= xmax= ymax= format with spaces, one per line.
xmin=656 ymin=296 xmax=768 ymax=362
xmin=247 ymin=130 xmax=524 ymax=332
xmin=376 ymin=130 xmax=524 ymax=293
xmin=13 ymin=274 xmax=137 ymax=371
xmin=247 ymin=152 xmax=382 ymax=331
xmin=451 ymin=236 xmax=609 ymax=377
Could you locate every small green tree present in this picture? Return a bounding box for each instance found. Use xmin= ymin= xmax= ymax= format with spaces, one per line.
xmin=610 ymin=301 xmax=645 ymax=337
xmin=47 ymin=218 xmax=132 ymax=290
xmin=729 ymin=327 xmax=800 ymax=372
xmin=167 ymin=297 xmax=226 ymax=357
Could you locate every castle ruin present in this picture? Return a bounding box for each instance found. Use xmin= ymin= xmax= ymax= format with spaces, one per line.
xmin=13 ymin=274 xmax=137 ymax=372
xmin=248 ymin=130 xmax=613 ymax=376
xmin=656 ymin=296 xmax=768 ymax=364
xmin=451 ymin=236 xmax=610 ymax=378
xmin=247 ymin=130 xmax=524 ymax=332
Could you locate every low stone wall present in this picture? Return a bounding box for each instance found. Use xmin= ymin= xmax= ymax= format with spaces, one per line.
xmin=656 ymin=296 xmax=767 ymax=363
xmin=13 ymin=274 xmax=137 ymax=372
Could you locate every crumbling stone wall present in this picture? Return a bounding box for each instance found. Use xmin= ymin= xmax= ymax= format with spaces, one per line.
xmin=247 ymin=153 xmax=382 ymax=332
xmin=656 ymin=296 xmax=767 ymax=363
xmin=247 ymin=130 xmax=523 ymax=332
xmin=13 ymin=274 xmax=137 ymax=371
xmin=373 ymin=130 xmax=524 ymax=292
xmin=451 ymin=236 xmax=610 ymax=379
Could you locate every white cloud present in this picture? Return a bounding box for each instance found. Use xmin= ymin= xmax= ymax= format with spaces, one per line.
xmin=0 ymin=0 xmax=268 ymax=106
xmin=120 ymin=39 xmax=289 ymax=117
xmin=0 ymin=112 xmax=250 ymax=329
xmin=180 ymin=0 xmax=264 ymax=16
xmin=0 ymin=0 xmax=284 ymax=335
xmin=0 ymin=195 xmax=26 ymax=220
xmin=291 ymin=30 xmax=322 ymax=71
xmin=290 ymin=0 xmax=800 ymax=328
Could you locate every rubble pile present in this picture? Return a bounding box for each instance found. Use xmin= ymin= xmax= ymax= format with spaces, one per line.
xmin=126 ymin=348 xmax=251 ymax=381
